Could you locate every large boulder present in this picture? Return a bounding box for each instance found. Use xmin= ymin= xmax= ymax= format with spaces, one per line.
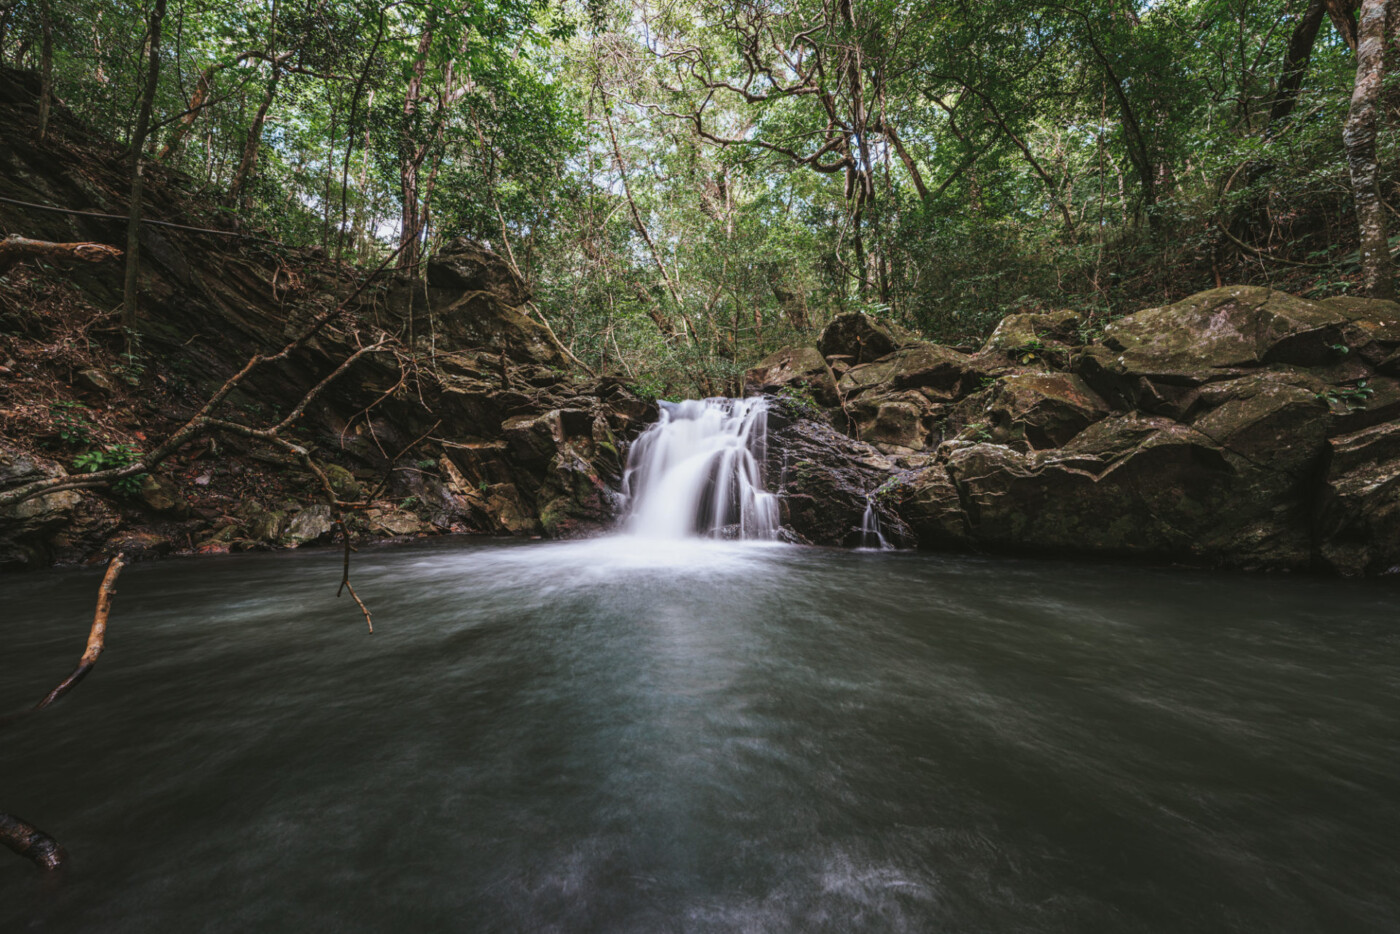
xmin=845 ymin=390 xmax=941 ymax=452
xmin=912 ymin=372 xmax=1331 ymax=569
xmin=892 ymin=464 xmax=970 ymax=549
xmin=837 ymin=343 xmax=982 ymax=400
xmin=817 ymin=312 xmax=916 ymax=365
xmin=977 ymin=310 xmax=1083 ymax=368
xmin=981 ymin=373 xmax=1109 ymax=449
xmin=745 ymin=345 xmax=839 ymax=407
xmin=427 ymin=238 xmax=532 ymax=307
xmin=1078 ymin=287 xmax=1349 ymax=393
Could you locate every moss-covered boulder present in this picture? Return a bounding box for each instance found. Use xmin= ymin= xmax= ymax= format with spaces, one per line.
xmin=817 ymin=312 xmax=916 ymax=365
xmin=1081 ymin=287 xmax=1348 ymax=390
xmin=982 ymin=373 xmax=1109 ymax=449
xmin=744 ymin=345 xmax=839 ymax=407
xmin=837 ymin=343 xmax=981 ymax=400
xmin=977 ymin=310 xmax=1083 ymax=368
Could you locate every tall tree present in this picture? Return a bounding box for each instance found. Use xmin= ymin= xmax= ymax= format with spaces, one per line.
xmin=121 ymin=0 xmax=167 ymax=342
xmin=1344 ymin=0 xmax=1395 ymax=299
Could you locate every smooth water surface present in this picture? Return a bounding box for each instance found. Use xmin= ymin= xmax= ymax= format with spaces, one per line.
xmin=2 ymin=539 xmax=1398 ymax=932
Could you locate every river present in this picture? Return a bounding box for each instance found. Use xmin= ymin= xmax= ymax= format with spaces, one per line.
xmin=2 ymin=538 xmax=1398 ymax=932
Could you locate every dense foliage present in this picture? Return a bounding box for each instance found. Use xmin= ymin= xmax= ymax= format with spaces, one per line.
xmin=2 ymin=0 xmax=1396 ymax=393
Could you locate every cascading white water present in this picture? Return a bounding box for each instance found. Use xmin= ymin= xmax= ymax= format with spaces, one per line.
xmin=859 ymin=495 xmax=892 ymax=550
xmin=621 ymin=397 xmax=779 ymax=540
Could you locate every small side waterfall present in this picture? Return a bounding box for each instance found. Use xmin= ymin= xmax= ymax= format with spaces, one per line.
xmin=622 ymin=398 xmax=779 ymax=540
xmin=859 ymin=495 xmax=892 ymax=550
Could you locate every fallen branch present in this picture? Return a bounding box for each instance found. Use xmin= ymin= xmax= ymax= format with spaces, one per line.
xmin=35 ymin=554 xmax=126 ymax=710
xmin=336 ymin=520 xmax=373 ymax=634
xmin=2 ymin=553 xmax=125 ymax=873
xmin=0 ymin=234 xmax=122 ymax=274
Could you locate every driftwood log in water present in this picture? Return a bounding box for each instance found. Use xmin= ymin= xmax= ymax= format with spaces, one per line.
xmin=1 ymin=553 xmax=125 ymax=872
xmin=0 ymin=815 xmax=68 ymax=872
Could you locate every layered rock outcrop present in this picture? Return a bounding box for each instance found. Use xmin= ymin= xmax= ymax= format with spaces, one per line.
xmin=0 ymin=66 xmax=650 ymax=568
xmin=748 ymin=286 xmax=1400 ymax=574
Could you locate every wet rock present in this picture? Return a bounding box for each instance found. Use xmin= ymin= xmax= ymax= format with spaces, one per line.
xmin=893 ymin=465 xmax=970 ymax=549
xmin=764 ymin=396 xmax=910 ymax=546
xmin=934 ymin=389 xmax=1326 ymax=569
xmin=1316 ymin=422 xmax=1400 ymax=575
xmin=537 ymin=450 xmax=616 ymax=539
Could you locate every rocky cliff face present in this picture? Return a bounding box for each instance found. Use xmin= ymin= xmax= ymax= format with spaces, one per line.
xmin=748 ymin=286 xmax=1400 ymax=575
xmin=0 ymin=69 xmax=650 ymax=568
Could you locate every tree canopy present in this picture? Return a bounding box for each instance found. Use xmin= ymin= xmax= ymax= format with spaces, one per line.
xmin=2 ymin=0 xmax=1395 ymax=394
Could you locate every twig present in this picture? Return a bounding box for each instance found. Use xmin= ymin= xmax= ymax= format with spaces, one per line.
xmin=2 ymin=553 xmax=125 ymax=873
xmin=336 ymin=520 xmax=373 ymax=633
xmin=35 ymin=554 xmax=125 ymax=710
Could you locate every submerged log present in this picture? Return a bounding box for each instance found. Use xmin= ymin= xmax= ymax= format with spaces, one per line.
xmin=0 ymin=815 xmax=68 ymax=872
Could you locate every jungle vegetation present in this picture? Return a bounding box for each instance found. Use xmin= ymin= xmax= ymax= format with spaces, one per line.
xmin=1 ymin=0 xmax=1396 ymax=395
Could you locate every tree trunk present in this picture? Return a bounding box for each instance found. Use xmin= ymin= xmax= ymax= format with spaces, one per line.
xmin=157 ymin=62 xmax=222 ymax=162
xmin=121 ymin=0 xmax=166 ymax=341
xmin=397 ymin=21 xmax=433 ymax=270
xmin=1269 ymin=0 xmax=1328 ymax=130
xmin=0 ymin=235 xmax=122 ymax=274
xmin=1326 ymin=0 xmax=1362 ymax=51
xmin=36 ymin=0 xmax=52 ymax=141
xmin=1344 ymin=0 xmax=1395 ymax=299
xmin=227 ymin=71 xmax=280 ymax=208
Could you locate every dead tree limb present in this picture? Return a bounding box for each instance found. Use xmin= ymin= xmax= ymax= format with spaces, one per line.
xmin=2 ymin=553 xmax=125 ymax=873
xmin=336 ymin=520 xmax=373 ymax=634
xmin=0 ymin=235 xmax=122 ymax=274
xmin=35 ymin=554 xmax=126 ymax=711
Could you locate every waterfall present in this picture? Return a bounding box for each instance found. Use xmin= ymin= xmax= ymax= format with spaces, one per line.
xmin=859 ymin=495 xmax=892 ymax=550
xmin=622 ymin=398 xmax=779 ymax=540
